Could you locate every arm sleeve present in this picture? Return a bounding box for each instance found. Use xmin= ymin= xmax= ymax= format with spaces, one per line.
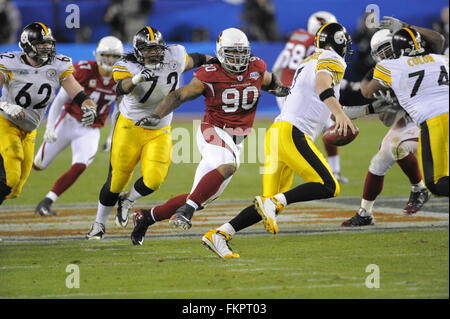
xmin=46 ymin=88 xmax=70 ymax=130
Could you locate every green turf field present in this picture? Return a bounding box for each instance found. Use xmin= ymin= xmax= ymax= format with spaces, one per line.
xmin=0 ymin=230 xmax=447 ymax=298
xmin=0 ymin=117 xmax=448 ymax=300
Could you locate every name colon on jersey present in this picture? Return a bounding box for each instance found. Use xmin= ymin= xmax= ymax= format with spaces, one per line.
xmin=407 ymin=55 xmax=436 ymax=67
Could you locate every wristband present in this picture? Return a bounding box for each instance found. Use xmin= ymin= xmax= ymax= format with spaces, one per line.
xmin=368 ymin=103 xmax=375 ymax=114
xmin=319 ymin=88 xmax=335 ymax=101
xmin=73 ymin=91 xmax=90 ymax=107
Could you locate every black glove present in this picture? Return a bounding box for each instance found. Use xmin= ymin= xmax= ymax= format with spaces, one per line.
xmin=135 ymin=114 xmax=161 ymax=128
xmin=268 ymin=86 xmax=290 ymax=97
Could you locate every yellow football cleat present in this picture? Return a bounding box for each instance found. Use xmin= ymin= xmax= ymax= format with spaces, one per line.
xmin=254 ymin=196 xmax=283 ymax=234
xmin=202 ymin=229 xmax=240 ymax=259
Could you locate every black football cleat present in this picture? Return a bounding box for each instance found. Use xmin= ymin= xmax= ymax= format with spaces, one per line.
xmin=341 ymin=208 xmax=375 ymax=227
xmin=403 ymin=189 xmax=431 ymax=215
xmin=35 ymin=197 xmax=58 ymax=216
xmin=169 ymin=204 xmax=195 ymax=230
xmin=131 ymin=209 xmax=152 ymax=246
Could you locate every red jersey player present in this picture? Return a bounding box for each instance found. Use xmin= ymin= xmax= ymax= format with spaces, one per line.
xmin=129 ymin=27 xmax=290 ymax=245
xmin=33 ymin=36 xmax=123 ymax=216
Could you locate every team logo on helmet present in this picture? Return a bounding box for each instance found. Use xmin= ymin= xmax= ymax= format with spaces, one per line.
xmin=334 ymin=31 xmax=346 ymax=44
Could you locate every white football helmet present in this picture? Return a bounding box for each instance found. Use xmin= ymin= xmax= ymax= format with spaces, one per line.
xmin=94 ymin=36 xmax=124 ymax=72
xmin=370 ymin=29 xmax=394 ymax=62
xmin=216 ymin=28 xmax=250 ymax=74
xmin=307 ymin=11 xmax=338 ymax=35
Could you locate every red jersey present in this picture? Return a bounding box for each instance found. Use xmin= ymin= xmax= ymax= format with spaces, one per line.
xmin=64 ymin=60 xmax=117 ymax=127
xmin=277 ymin=29 xmax=316 ymax=86
xmin=194 ymin=56 xmax=267 ymax=136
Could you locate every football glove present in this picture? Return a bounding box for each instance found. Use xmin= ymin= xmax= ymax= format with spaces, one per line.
xmin=132 ymin=68 xmax=155 ymax=85
xmin=101 ymin=135 xmax=112 ymax=152
xmin=44 ymin=127 xmax=58 ymax=143
xmin=81 ymin=106 xmax=97 ymax=126
xmin=268 ymin=86 xmax=290 ymax=97
xmin=135 ymin=114 xmax=161 ymax=128
xmin=0 ymin=101 xmax=25 ymax=119
xmin=379 ymin=16 xmax=409 ymax=33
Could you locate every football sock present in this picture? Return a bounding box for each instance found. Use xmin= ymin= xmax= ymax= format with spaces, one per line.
xmin=435 ymin=177 xmax=449 ymax=197
xmin=129 ymin=177 xmax=154 ymax=201
xmin=229 ymin=205 xmax=262 ymax=232
xmin=217 ymin=222 xmax=236 ymax=237
xmin=411 ymin=180 xmax=426 ymax=192
xmin=153 ymin=193 xmax=189 ymax=221
xmin=95 ymin=201 xmax=114 ymax=225
xmin=46 ymin=191 xmax=58 ymax=203
xmin=397 ymin=153 xmax=421 ymax=185
xmin=360 ymin=199 xmax=375 ymax=215
xmin=327 ymin=155 xmax=340 ymax=174
xmin=51 ymin=163 xmax=86 ymax=196
xmin=363 ymin=171 xmax=384 ymax=201
xmin=283 ymin=182 xmax=334 ymax=205
xmin=324 ymin=142 xmax=338 ymax=157
xmin=188 ymin=169 xmax=225 ymax=207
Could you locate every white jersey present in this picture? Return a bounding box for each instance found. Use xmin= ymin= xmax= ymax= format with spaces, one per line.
xmin=275 ymin=49 xmax=347 ymax=141
xmin=374 ymin=53 xmax=449 ymax=125
xmin=112 ymin=44 xmax=188 ymax=129
xmin=0 ymin=51 xmax=73 ymax=131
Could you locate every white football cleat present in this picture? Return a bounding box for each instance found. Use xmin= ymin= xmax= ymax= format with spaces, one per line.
xmin=202 ymin=229 xmax=240 ymax=259
xmin=85 ymin=222 xmax=105 ymax=240
xmin=115 ymin=193 xmax=135 ymax=227
xmin=254 ymin=196 xmax=283 ymax=234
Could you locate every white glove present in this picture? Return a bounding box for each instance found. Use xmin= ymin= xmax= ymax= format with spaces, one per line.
xmin=372 ymin=89 xmax=398 ymax=106
xmin=268 ymin=86 xmax=291 ymax=97
xmin=379 ymin=16 xmax=409 ymax=33
xmin=81 ymin=106 xmax=97 ymax=127
xmin=132 ymin=69 xmax=155 ymax=85
xmin=44 ymin=127 xmax=58 ymax=143
xmin=0 ymin=101 xmax=25 ymax=119
xmin=135 ymin=114 xmax=161 ymax=128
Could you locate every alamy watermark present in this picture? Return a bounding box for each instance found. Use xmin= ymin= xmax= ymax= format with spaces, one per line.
xmin=65 ymin=264 xmax=80 ymax=289
xmin=365 ymin=264 xmax=380 ymax=288
xmin=65 ymin=4 xmax=80 ymax=29
xmin=365 ymin=4 xmax=380 ymax=29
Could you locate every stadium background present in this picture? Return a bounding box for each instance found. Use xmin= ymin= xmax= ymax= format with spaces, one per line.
xmin=0 ymin=0 xmax=448 ymax=115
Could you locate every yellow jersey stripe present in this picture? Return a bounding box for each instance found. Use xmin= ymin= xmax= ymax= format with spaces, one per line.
xmin=36 ymin=22 xmax=49 ymax=35
xmin=113 ymin=70 xmax=133 ymax=81
xmin=402 ymin=27 xmax=419 ymax=50
xmin=376 ymin=64 xmax=391 ymax=75
xmin=374 ymin=65 xmax=391 ymax=77
xmin=373 ymin=67 xmax=392 ymax=87
xmin=59 ymin=69 xmax=74 ymax=81
xmin=146 ymin=26 xmax=155 ymax=41
xmin=315 ymin=22 xmax=333 ymax=47
xmin=317 ymin=60 xmax=345 ymax=72
xmin=112 ymin=65 xmax=129 ymax=70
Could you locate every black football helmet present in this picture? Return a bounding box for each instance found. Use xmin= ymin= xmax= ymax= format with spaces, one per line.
xmin=133 ymin=26 xmax=167 ymax=70
xmin=392 ymin=27 xmax=425 ymax=58
xmin=315 ymin=22 xmax=353 ymax=60
xmin=19 ymin=22 xmax=56 ymax=65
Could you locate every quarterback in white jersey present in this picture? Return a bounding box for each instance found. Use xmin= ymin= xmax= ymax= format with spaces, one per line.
xmin=363 ymin=26 xmax=449 ymax=197
xmin=0 ymin=22 xmax=97 ymax=205
xmin=86 ymin=26 xmax=212 ymax=240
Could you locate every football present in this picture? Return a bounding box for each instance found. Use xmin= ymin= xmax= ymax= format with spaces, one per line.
xmin=322 ymin=125 xmax=359 ymax=146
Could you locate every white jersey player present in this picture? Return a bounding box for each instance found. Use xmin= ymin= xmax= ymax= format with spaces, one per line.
xmin=0 ymin=22 xmax=97 ymax=205
xmin=33 ymin=36 xmax=124 ymax=216
xmin=362 ymin=20 xmax=449 ymax=199
xmin=86 ymin=26 xmax=212 ymax=240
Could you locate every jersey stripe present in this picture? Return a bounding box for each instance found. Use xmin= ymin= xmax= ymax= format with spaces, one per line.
xmin=59 ymin=68 xmax=74 ymax=81
xmin=373 ymin=64 xmax=392 ymax=87
xmin=112 ymin=65 xmax=129 ymax=71
xmin=113 ymin=70 xmax=133 ymax=81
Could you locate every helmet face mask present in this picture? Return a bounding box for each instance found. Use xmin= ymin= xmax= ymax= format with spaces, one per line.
xmin=216 ymin=28 xmax=251 ymax=74
xmin=19 ymin=22 xmax=56 ymax=65
xmin=133 ymin=27 xmax=167 ymax=70
xmin=94 ymin=36 xmax=124 ymax=72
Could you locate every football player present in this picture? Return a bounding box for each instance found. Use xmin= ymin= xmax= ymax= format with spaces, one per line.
xmin=85 ymin=26 xmax=213 ymax=239
xmin=129 ymin=27 xmax=290 ymax=245
xmin=0 ymin=22 xmax=97 ymax=205
xmin=199 ymin=22 xmax=358 ymax=258
xmin=361 ymin=18 xmax=448 ymax=199
xmin=342 ymin=24 xmax=446 ymax=226
xmin=32 ymin=36 xmax=124 ymax=216
xmin=272 ymin=11 xmax=349 ymax=184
